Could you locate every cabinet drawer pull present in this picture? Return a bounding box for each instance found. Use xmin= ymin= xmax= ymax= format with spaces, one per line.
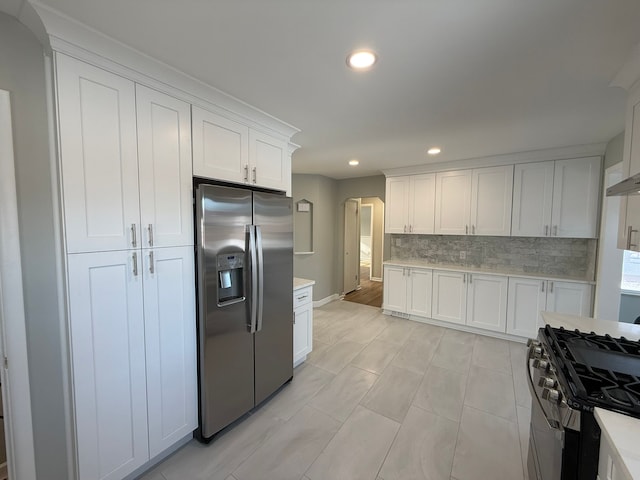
xmin=409 ymin=225 xmax=413 ymax=233
xmin=472 ymin=225 xmax=475 ymax=235
xmin=131 ymin=224 xmax=137 ymax=247
xmin=297 ymin=294 xmax=308 ymax=301
xmin=149 ymin=251 xmax=154 ymax=274
xmin=553 ymin=225 xmax=558 ymax=236
xmin=549 ymin=281 xmax=554 ymax=293
xmin=132 ymin=252 xmax=138 ymax=276
xmin=545 ymin=225 xmax=549 ymax=236
xmin=404 ymin=225 xmax=407 ymax=233
xmin=148 ymin=224 xmax=154 ymax=247
xmin=244 ymin=165 xmax=249 ymax=182
xmin=465 ymin=225 xmax=468 ymax=235
xmin=541 ymin=282 xmax=545 ymax=292
xmin=252 ymin=167 xmax=257 ymax=183
xmin=627 ymin=225 xmax=638 ymax=249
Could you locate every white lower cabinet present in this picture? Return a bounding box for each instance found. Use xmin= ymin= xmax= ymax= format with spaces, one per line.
xmin=466 ymin=274 xmax=508 ymax=332
xmin=506 ymin=277 xmax=593 ymax=339
xmin=383 ymin=265 xmax=432 ymax=317
xmin=67 ymin=247 xmax=197 ymax=480
xmin=432 ymin=270 xmax=467 ymax=325
xmin=293 ymin=285 xmax=313 ymax=366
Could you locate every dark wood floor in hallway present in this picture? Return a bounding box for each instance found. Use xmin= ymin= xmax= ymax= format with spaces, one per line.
xmin=343 ymin=265 xmax=383 ymax=308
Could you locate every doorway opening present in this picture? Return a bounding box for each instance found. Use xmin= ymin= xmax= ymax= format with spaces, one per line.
xmin=343 ymin=197 xmax=384 ymax=307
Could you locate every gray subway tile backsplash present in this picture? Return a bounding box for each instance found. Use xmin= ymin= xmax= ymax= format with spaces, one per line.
xmin=390 ymin=235 xmax=597 ymax=280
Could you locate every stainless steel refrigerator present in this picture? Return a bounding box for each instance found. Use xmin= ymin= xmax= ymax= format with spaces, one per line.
xmin=195 ymin=183 xmax=293 ymax=441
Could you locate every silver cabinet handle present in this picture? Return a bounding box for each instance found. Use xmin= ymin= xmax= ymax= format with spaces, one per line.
xmin=404 ymin=225 xmax=407 ymax=233
xmin=465 ymin=225 xmax=468 ymax=235
xmin=252 ymin=166 xmax=257 ymax=183
xmin=463 ymin=273 xmax=466 ymax=283
xmin=549 ymin=281 xmax=554 ymax=293
xmin=541 ymin=281 xmax=545 ymax=292
xmin=544 ymin=225 xmax=549 ymax=236
xmin=244 ymin=164 xmax=249 ymax=182
xmin=132 ymin=252 xmax=138 ymax=276
xmin=131 ymin=224 xmax=137 ymax=247
xmin=149 ymin=251 xmax=154 ymax=274
xmin=407 ymin=269 xmax=411 ymax=277
xmin=409 ymin=225 xmax=413 ymax=233
xmin=148 ymin=224 xmax=154 ymax=247
xmin=297 ymin=294 xmax=308 ymax=301
xmin=627 ymin=225 xmax=638 ymax=249
xmin=553 ymin=225 xmax=558 ymax=236
xmin=469 ymin=274 xmax=472 ymax=284
xmin=472 ymin=225 xmax=475 ymax=235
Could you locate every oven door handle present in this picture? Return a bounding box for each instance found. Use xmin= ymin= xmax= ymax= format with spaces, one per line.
xmin=526 ymin=344 xmax=562 ymax=431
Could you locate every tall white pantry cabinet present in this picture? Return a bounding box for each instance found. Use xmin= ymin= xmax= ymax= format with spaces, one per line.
xmin=56 ymin=53 xmax=197 ymax=480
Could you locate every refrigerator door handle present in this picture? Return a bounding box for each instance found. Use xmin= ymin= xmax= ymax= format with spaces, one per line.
xmin=248 ymin=225 xmax=259 ymax=333
xmin=255 ymin=225 xmax=265 ymax=332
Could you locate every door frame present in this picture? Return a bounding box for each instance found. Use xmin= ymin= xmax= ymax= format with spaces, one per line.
xmin=360 ymin=203 xmax=373 ymax=280
xmin=0 ymin=89 xmax=37 ymax=479
xmin=343 ymin=198 xmax=360 ymax=294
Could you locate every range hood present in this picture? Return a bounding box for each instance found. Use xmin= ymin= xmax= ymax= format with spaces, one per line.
xmin=606 ymin=172 xmax=640 ymax=196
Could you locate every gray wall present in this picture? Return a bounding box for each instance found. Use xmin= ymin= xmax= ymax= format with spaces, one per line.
xmin=0 ymin=13 xmax=69 ymax=480
xmin=604 ymin=131 xmax=625 ymax=169
xmin=292 ymin=174 xmax=339 ymax=300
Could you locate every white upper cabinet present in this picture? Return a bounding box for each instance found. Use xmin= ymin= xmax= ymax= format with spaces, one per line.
xmin=385 ymin=177 xmax=410 ymax=234
xmin=618 ymin=87 xmax=640 ymax=251
xmin=435 ymin=166 xmax=512 ymax=236
xmin=143 ymin=246 xmax=197 ymax=458
xmin=511 ymin=157 xmax=601 ymax=238
xmin=434 ymin=170 xmax=472 ymax=235
xmin=136 ymin=85 xmax=193 ymax=248
xmin=57 ymin=54 xmax=140 ymax=253
xmin=249 ymin=129 xmax=289 ymax=192
xmin=511 ymin=161 xmax=555 ymax=237
xmin=192 ymin=106 xmax=290 ymax=192
xmin=551 ymin=157 xmax=601 ymax=238
xmin=385 ymin=174 xmax=435 ymax=234
xmin=471 ymin=165 xmax=513 ymax=236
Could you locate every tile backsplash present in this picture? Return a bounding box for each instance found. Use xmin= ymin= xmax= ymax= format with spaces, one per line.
xmin=390 ymin=235 xmax=597 ymax=280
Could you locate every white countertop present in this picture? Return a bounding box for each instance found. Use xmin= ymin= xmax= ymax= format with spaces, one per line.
xmin=294 ymin=277 xmax=315 ymax=290
xmin=541 ymin=312 xmax=640 ymax=341
xmin=383 ymin=259 xmax=594 ymax=284
xmin=595 ymin=408 xmax=640 ymax=480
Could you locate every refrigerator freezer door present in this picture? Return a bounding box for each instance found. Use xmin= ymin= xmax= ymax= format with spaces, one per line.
xmin=253 ymin=192 xmax=294 ymax=405
xmin=196 ymin=184 xmax=254 ymax=438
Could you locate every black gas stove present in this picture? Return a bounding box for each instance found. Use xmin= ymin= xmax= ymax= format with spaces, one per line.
xmin=527 ymin=326 xmax=640 ymax=480
xmin=542 ymin=325 xmax=640 ymax=417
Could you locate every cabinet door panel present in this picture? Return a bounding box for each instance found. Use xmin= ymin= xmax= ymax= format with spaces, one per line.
xmin=511 ymin=162 xmax=554 ymax=237
xmin=471 ymin=165 xmax=513 ymax=236
xmin=407 ymin=268 xmax=432 ymax=317
xmin=432 ymin=270 xmax=466 ymax=324
xmin=435 ymin=170 xmax=472 ymax=235
xmin=506 ymin=277 xmax=546 ymax=338
xmin=466 ymin=274 xmax=508 ymax=332
xmin=294 ymin=305 xmax=312 ymax=366
xmin=385 ymin=177 xmax=410 ymax=233
xmin=551 ymin=157 xmax=601 ymax=238
xmin=409 ymin=174 xmax=436 ymax=234
xmin=137 ymin=86 xmax=193 ymax=248
xmin=67 ymin=251 xmax=148 ymax=480
xmin=545 ymin=281 xmax=592 ymax=317
xmin=250 ymin=129 xmax=288 ymax=191
xmin=192 ymin=106 xmax=248 ymax=183
xmin=57 ymin=53 xmax=140 ymax=253
xmin=143 ymin=246 xmax=197 ymax=457
xmin=383 ymin=266 xmax=407 ymax=312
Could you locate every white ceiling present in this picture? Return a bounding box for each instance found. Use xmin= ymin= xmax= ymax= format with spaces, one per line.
xmin=12 ymin=0 xmax=640 ymax=178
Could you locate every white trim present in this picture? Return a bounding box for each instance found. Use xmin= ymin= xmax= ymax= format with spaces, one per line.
xmin=0 ymin=90 xmax=37 ymax=480
xmin=370 ymin=277 xmax=383 ymax=282
xmin=382 ymin=144 xmax=606 ymax=177
xmin=28 ymin=1 xmax=299 ymax=140
xmin=312 ymin=294 xmax=340 ymax=308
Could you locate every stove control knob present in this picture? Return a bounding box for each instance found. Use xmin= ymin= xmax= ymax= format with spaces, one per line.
xmin=527 ymin=339 xmax=540 ymax=348
xmin=533 ymin=359 xmax=550 ymax=372
xmin=542 ymin=387 xmax=562 ymax=404
xmin=538 ymin=377 xmax=557 ymax=389
xmin=532 ymin=346 xmax=543 ymax=358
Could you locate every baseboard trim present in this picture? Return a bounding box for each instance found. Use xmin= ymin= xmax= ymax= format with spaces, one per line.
xmin=370 ymin=277 xmax=382 ymax=282
xmin=313 ymin=294 xmax=340 ymax=308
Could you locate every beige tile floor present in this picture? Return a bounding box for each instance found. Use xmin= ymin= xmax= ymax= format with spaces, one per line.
xmin=139 ymin=300 xmax=532 ymax=480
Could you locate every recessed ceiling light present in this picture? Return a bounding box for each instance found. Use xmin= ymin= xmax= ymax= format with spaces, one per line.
xmin=349 ymin=159 xmax=360 ymax=166
xmin=347 ymin=50 xmax=377 ymax=70
xmin=427 ymin=147 xmax=442 ymax=155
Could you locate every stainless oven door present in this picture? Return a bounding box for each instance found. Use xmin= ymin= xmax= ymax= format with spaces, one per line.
xmin=526 ymin=342 xmax=565 ymax=480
